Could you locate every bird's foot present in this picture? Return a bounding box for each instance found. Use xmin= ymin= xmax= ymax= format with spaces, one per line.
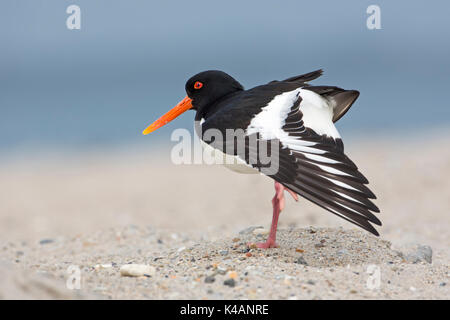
xmin=247 ymin=239 xmax=279 ymax=249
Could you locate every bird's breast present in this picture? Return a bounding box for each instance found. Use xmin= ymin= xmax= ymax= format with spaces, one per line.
xmin=198 ymin=133 xmax=259 ymax=174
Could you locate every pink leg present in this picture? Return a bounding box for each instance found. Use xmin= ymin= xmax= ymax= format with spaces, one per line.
xmin=250 ymin=181 xmax=298 ymax=249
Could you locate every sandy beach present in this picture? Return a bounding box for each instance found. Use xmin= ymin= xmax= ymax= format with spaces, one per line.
xmin=0 ymin=132 xmax=449 ymax=299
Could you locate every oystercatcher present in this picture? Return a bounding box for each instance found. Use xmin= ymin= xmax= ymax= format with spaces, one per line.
xmin=143 ymin=70 xmax=381 ymax=248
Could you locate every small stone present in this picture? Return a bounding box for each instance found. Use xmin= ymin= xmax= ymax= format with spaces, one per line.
xmin=228 ymin=271 xmax=238 ymax=279
xmin=217 ymin=266 xmax=227 ymax=275
xmin=337 ymin=249 xmax=348 ymax=256
xmin=295 ymin=256 xmax=308 ymax=265
xmin=39 ymin=239 xmax=54 ymax=245
xmin=252 ymin=228 xmax=269 ymax=236
xmin=405 ymin=245 xmax=432 ymax=264
xmin=94 ymin=263 xmax=112 ymax=271
xmin=248 ymin=243 xmax=258 ymax=249
xmin=245 ymin=252 xmax=252 ymax=257
xmin=204 ymin=276 xmax=215 ymax=284
xmin=232 ymin=238 xmax=240 ymax=242
xmin=120 ymin=264 xmax=156 ymax=277
xmin=239 ymin=226 xmax=264 ymax=235
xmin=224 ymin=279 xmax=236 ymax=287
xmin=439 ymin=282 xmax=446 ymax=287
xmin=219 ymin=250 xmax=229 ymax=256
xmin=307 ymin=280 xmax=316 ymax=285
xmin=314 ymin=243 xmax=325 ymax=249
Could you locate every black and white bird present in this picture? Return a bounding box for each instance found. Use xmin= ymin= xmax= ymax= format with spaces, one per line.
xmin=143 ymin=70 xmax=381 ymax=248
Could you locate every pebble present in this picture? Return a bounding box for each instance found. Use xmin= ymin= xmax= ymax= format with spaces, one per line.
xmin=405 ymin=245 xmax=433 ymax=264
xmin=219 ymin=250 xmax=229 ymax=256
xmin=204 ymin=276 xmax=215 ymax=283
xmin=252 ymin=228 xmax=269 ymax=236
xmin=94 ymin=263 xmax=112 ymax=271
xmin=239 ymin=226 xmax=264 ymax=235
xmin=120 ymin=264 xmax=156 ymax=277
xmin=217 ymin=266 xmax=227 ymax=275
xmin=39 ymin=239 xmax=54 ymax=245
xmin=295 ymin=256 xmax=308 ymax=265
xmin=224 ymin=279 xmax=236 ymax=287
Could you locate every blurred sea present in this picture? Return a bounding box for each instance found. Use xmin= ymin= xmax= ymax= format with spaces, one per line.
xmin=1 ymin=0 xmax=449 ymax=155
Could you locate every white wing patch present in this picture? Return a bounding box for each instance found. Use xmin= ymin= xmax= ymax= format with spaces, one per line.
xmin=246 ymin=87 xmax=341 ymax=143
xmin=297 ymin=89 xmax=341 ymax=139
xmin=244 ymin=86 xmax=363 ymax=194
xmin=246 ymin=88 xmax=302 ymax=140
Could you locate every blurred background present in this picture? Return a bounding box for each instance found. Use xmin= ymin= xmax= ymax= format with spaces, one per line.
xmin=0 ymin=1 xmax=449 ymax=246
xmin=1 ymin=0 xmax=449 ymax=155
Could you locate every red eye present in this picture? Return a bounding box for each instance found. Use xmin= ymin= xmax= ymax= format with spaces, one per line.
xmin=194 ymin=81 xmax=203 ymax=89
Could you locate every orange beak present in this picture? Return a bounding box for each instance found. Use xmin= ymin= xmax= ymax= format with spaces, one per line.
xmin=142 ymin=96 xmax=193 ymax=135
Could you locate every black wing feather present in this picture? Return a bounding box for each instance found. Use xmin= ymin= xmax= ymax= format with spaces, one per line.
xmin=241 ymin=98 xmax=381 ymax=235
xmin=200 ymin=70 xmax=380 ymax=235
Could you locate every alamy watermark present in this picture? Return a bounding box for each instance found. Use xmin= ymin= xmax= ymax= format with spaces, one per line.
xmin=170 ymin=121 xmax=280 ymax=175
xmin=366 ymin=264 xmax=381 ymax=290
xmin=66 ymin=265 xmax=81 ymax=290
xmin=366 ymin=5 xmax=381 ymax=30
xmin=66 ymin=5 xmax=81 ymax=30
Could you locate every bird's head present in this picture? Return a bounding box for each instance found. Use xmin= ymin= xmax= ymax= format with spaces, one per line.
xmin=142 ymin=70 xmax=243 ymax=135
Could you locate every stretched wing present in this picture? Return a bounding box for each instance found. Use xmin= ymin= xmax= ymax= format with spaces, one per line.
xmin=200 ymin=72 xmax=380 ymax=235
xmin=206 ymin=87 xmax=380 ymax=235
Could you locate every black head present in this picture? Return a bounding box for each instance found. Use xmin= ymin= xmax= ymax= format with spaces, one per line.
xmin=142 ymin=70 xmax=243 ymax=135
xmin=185 ymin=70 xmax=244 ymax=112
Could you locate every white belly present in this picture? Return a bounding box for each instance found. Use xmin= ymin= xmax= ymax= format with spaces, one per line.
xmin=200 ymin=140 xmax=259 ymax=174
